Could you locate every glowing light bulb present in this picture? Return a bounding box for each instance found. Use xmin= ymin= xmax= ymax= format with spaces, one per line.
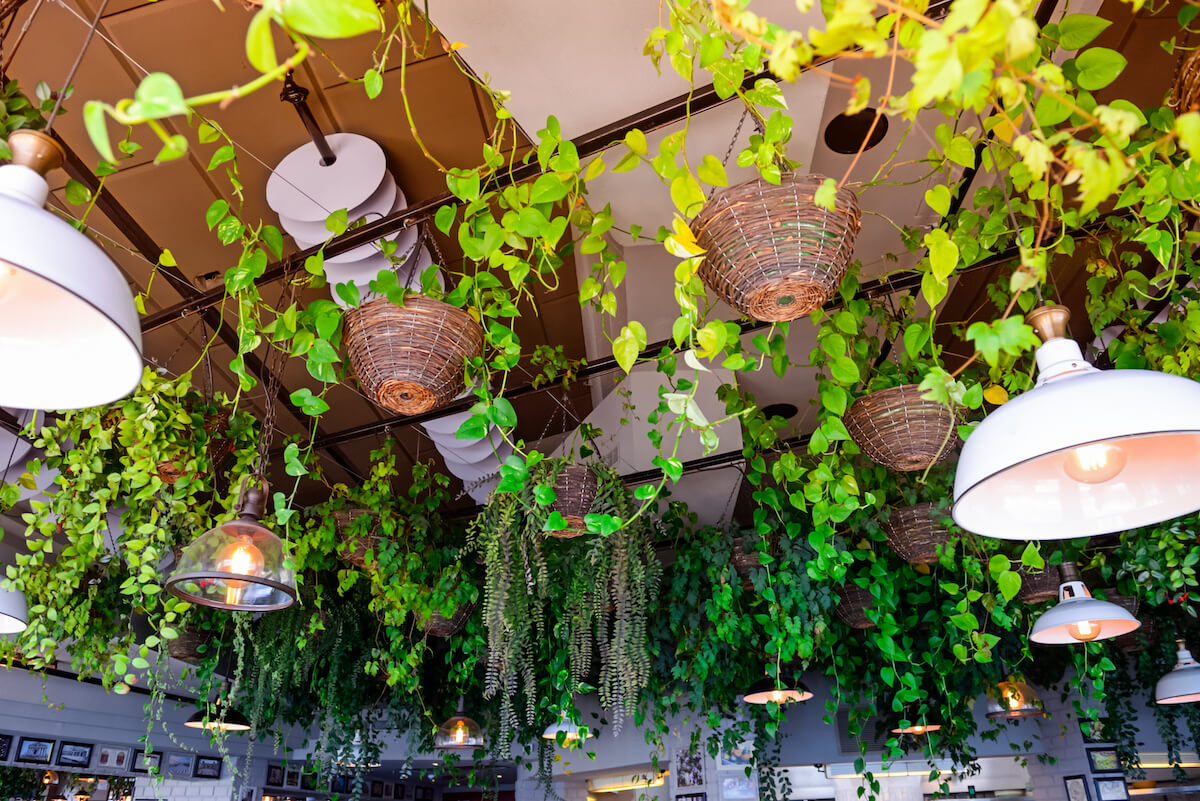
xmin=453 ymin=721 xmax=466 ymax=744
xmin=1007 ymin=691 xmax=1022 ymax=710
xmin=771 ymin=690 xmax=784 ymax=703
xmin=911 ymin=725 xmax=926 ymax=734
xmin=216 ymin=537 xmax=263 ymax=606
xmin=1063 ymin=443 xmax=1127 ymax=484
xmin=1067 ymin=619 xmax=1101 ymax=642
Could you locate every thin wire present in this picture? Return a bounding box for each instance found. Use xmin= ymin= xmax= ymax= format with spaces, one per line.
xmin=45 ymin=0 xmax=110 ymax=131
xmin=1 ymin=0 xmax=45 ymax=73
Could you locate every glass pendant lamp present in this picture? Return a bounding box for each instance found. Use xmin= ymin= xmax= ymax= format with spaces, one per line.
xmin=1156 ymin=640 xmax=1200 ymax=704
xmin=542 ymin=709 xmax=592 ymax=744
xmin=985 ymin=680 xmax=1044 ymax=719
xmin=953 ymin=305 xmax=1200 ymax=540
xmin=1030 ymin=563 xmax=1140 ymax=644
xmin=0 ymin=130 xmax=142 ymax=410
xmin=434 ymin=697 xmax=485 ymax=750
xmin=165 ymin=483 xmax=296 ymax=611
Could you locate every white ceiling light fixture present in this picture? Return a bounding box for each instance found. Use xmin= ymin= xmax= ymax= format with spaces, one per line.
xmin=1030 ymin=563 xmax=1140 ymax=645
xmin=542 ymin=709 xmax=593 ymax=744
xmin=953 ymin=304 xmax=1200 ymax=540
xmin=0 ymin=584 xmax=28 ymax=634
xmin=1156 ymin=640 xmax=1200 ymax=704
xmin=0 ymin=130 xmax=142 ymax=411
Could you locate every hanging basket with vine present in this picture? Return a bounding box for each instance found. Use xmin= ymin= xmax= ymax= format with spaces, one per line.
xmin=882 ymin=502 xmax=954 ymax=565
xmin=844 ymin=384 xmax=959 ymax=472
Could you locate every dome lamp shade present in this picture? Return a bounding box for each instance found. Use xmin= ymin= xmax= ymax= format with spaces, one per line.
xmin=1030 ymin=563 xmax=1140 ymax=645
xmin=1156 ymin=640 xmax=1200 ymax=704
xmin=542 ymin=710 xmax=593 ymax=744
xmin=165 ymin=486 xmax=296 ymax=612
xmin=434 ymin=697 xmax=485 ymax=750
xmin=952 ymin=305 xmax=1200 ymax=540
xmin=985 ymin=680 xmax=1044 ymax=719
xmin=0 ymin=584 xmax=28 ymax=634
xmin=892 ymin=721 xmax=942 ymax=735
xmin=185 ymin=701 xmax=251 ymax=732
xmin=743 ymin=673 xmax=814 ymax=705
xmin=0 ymin=130 xmax=142 ymax=411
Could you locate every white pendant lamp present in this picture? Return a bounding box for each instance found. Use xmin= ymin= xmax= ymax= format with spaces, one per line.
xmin=953 ymin=305 xmax=1200 ymax=540
xmin=1156 ymin=640 xmax=1200 ymax=704
xmin=0 ymin=584 xmax=28 ymax=634
xmin=743 ymin=673 xmax=814 ymax=705
xmin=542 ymin=710 xmax=592 ymax=744
xmin=1029 ymin=563 xmax=1140 ymax=644
xmin=0 ymin=130 xmax=142 ymax=410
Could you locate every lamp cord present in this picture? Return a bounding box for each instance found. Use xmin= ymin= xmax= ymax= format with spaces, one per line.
xmin=44 ymin=0 xmax=110 ymax=132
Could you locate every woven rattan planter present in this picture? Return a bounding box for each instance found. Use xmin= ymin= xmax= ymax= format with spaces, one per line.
xmin=156 ymin=411 xmax=234 ymax=484
xmin=690 ymin=173 xmax=862 ymax=322
xmin=344 ymin=296 xmax=483 ymax=415
xmin=844 ymin=384 xmax=959 ymax=471
xmin=167 ymin=626 xmax=211 ymax=663
xmin=1015 ymin=565 xmax=1059 ymax=604
xmin=835 ymin=584 xmax=876 ymax=629
xmin=731 ymin=535 xmax=777 ymax=581
xmin=420 ymin=600 xmax=476 ymax=638
xmin=548 ymin=465 xmax=599 ymax=539
xmin=333 ymin=508 xmax=383 ymax=569
xmin=883 ymin=502 xmax=953 ymax=564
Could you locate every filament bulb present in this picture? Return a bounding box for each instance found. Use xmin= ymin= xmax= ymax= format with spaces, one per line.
xmin=217 ymin=537 xmax=263 ymax=606
xmin=1067 ymin=619 xmax=1101 ymax=642
xmin=1064 ymin=443 xmax=1127 ymax=484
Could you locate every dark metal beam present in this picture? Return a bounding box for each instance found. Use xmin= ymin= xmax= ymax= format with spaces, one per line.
xmin=53 ymin=134 xmax=364 ymax=480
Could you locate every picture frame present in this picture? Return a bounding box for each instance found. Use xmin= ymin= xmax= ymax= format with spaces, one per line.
xmin=675 ymin=748 xmax=705 ymax=788
xmin=1064 ymin=775 xmax=1092 ymax=801
xmin=97 ymin=746 xmax=130 ymax=771
xmin=392 ymin=785 xmax=406 ymax=800
xmin=131 ymin=750 xmax=162 ymax=774
xmin=716 ymin=742 xmax=753 ymax=771
xmin=413 ymin=788 xmax=433 ymax=801
xmin=166 ymin=753 xmax=194 ymax=778
xmin=676 ymin=795 xmax=707 ymax=801
xmin=285 ymin=769 xmax=301 ymax=788
xmin=370 ymin=781 xmax=384 ymax=798
xmin=720 ymin=776 xmax=756 ymax=800
xmin=1086 ymin=746 xmax=1122 ymax=774
xmin=16 ymin=737 xmax=54 ymax=765
xmin=1094 ymin=778 xmax=1129 ymax=801
xmin=56 ymin=741 xmax=94 ymax=768
xmin=266 ymin=765 xmax=285 ymax=787
xmin=300 ymin=771 xmax=318 ymax=791
xmin=194 ymin=756 xmax=222 ymax=779
xmin=0 ymin=734 xmax=12 ymax=761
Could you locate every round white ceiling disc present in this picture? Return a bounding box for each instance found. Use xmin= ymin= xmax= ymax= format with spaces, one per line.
xmin=266 ymin=133 xmax=388 ymax=222
xmin=278 ymin=170 xmax=397 ymax=246
xmin=325 ymin=187 xmax=418 ymax=265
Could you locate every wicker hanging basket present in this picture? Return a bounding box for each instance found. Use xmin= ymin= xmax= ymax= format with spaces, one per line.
xmin=844 ymin=384 xmax=959 ymax=471
xmin=835 ymin=584 xmax=877 ymax=629
xmin=420 ymin=600 xmax=476 ymax=638
xmin=333 ymin=508 xmax=384 ymax=569
xmin=1015 ymin=565 xmax=1060 ymax=604
xmin=730 ymin=535 xmax=777 ymax=580
xmin=343 ymin=295 xmax=484 ymax=415
xmin=1171 ymin=48 xmax=1200 ymax=112
xmin=155 ymin=410 xmax=235 ymax=484
xmin=166 ymin=626 xmax=212 ymax=663
xmin=548 ymin=465 xmax=599 ymax=539
xmin=690 ymin=173 xmax=862 ymax=322
xmin=883 ymin=502 xmax=954 ymax=564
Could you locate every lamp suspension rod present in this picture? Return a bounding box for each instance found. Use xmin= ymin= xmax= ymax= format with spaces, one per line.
xmin=280 ymin=70 xmax=336 ymax=166
xmin=44 ymin=0 xmax=110 ymax=131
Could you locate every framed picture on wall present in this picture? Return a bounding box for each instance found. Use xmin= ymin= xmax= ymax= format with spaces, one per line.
xmin=194 ymin=756 xmax=222 ymax=779
xmin=285 ymin=769 xmax=301 ymax=788
xmin=131 ymin=750 xmax=161 ymax=774
xmin=0 ymin=734 xmax=12 ymax=761
xmin=392 ymin=785 xmax=406 ymax=800
xmin=675 ymin=749 xmax=704 ymax=787
xmin=413 ymin=788 xmax=432 ymax=801
xmin=266 ymin=765 xmax=285 ymax=787
xmin=1086 ymin=747 xmax=1122 ymax=774
xmin=1094 ymin=778 xmax=1129 ymax=801
xmin=56 ymin=741 xmax=93 ymax=768
xmin=1064 ymin=775 xmax=1092 ymax=801
xmin=720 ymin=776 xmax=756 ymax=800
xmin=370 ymin=780 xmax=384 ymax=798
xmin=300 ymin=771 xmax=318 ymax=791
xmin=16 ymin=737 xmax=54 ymax=765
xmin=676 ymin=794 xmax=707 ymax=801
xmin=166 ymin=753 xmax=194 ymax=778
xmin=97 ymin=746 xmax=129 ymax=771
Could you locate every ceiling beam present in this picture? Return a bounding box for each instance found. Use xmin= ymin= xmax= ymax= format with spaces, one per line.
xmin=52 ymin=133 xmax=364 ymax=481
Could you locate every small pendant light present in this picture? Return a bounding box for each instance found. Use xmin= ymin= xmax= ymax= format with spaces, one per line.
xmin=434 ymin=697 xmax=485 ymax=750
xmin=334 ymin=732 xmax=381 ymax=768
xmin=953 ymin=304 xmax=1200 ymax=540
xmin=0 ymin=583 xmax=28 ymax=634
xmin=185 ymin=685 xmax=252 ymax=732
xmin=985 ymin=680 xmax=1044 ymax=719
xmin=1030 ymin=563 xmax=1140 ymax=644
xmin=542 ymin=709 xmax=592 ymax=744
xmin=743 ymin=670 xmax=814 ymax=705
xmin=165 ymin=481 xmax=296 ymax=611
xmin=892 ymin=721 xmax=941 ymax=735
xmin=1156 ymin=640 xmax=1200 ymax=704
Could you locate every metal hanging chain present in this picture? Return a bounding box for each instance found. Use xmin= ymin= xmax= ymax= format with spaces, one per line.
xmin=708 ymin=106 xmax=750 ymax=200
xmin=44 ymin=0 xmax=109 ymax=131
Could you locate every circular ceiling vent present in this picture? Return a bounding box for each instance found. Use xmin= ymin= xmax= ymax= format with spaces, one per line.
xmin=762 ymin=402 xmax=800 ymax=420
xmin=823 ymin=108 xmax=889 ymax=155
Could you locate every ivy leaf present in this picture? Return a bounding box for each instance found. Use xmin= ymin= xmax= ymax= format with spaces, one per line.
xmin=261 ymin=224 xmax=284 ymax=259
xmin=624 ymin=129 xmax=647 ymax=155
xmin=696 ymin=154 xmax=728 ymax=188
xmin=533 ymin=484 xmax=557 ymax=506
xmin=488 ymin=397 xmax=518 ymax=428
xmin=997 ymin=570 xmax=1021 ymax=602
xmin=1021 ymin=542 xmax=1045 ymax=569
xmin=207 ymin=199 xmax=230 ymax=230
xmin=364 ymin=68 xmax=383 ymax=99
xmin=64 ymin=179 xmax=92 ymax=205
xmin=669 ymin=173 xmax=706 ymax=215
xmin=245 ymin=8 xmax=278 ymax=73
xmin=543 ymin=511 xmax=568 ymax=531
xmin=530 ymin=173 xmax=569 ymax=204
xmin=326 ymin=208 xmax=349 ymax=236
xmin=83 ymin=101 xmax=116 ymax=163
xmin=946 ymin=136 xmax=975 ymax=168
xmin=1057 ymin=14 xmax=1111 ymax=50
xmin=283 ymin=443 xmax=307 ymax=477
xmin=813 ymin=177 xmax=838 ymax=211
xmin=128 ymin=73 xmax=187 ymax=120
xmin=277 ymin=0 xmax=382 ymax=39
xmin=1074 ymin=47 xmax=1127 ymax=91
xmin=154 ymin=134 xmax=188 ymax=164
xmin=334 ymin=280 xmax=361 ymax=308
xmin=924 ymin=184 xmax=951 ymax=217
xmin=289 ymin=387 xmax=330 ymax=416
xmin=925 ymin=228 xmax=959 ymax=281
xmin=983 ymin=384 xmax=1009 ymax=405
xmin=455 ymin=411 xmax=489 ymax=441
xmin=903 ymin=323 xmax=929 ymax=360
xmin=613 ymin=322 xmax=647 ymax=373
xmin=829 ymin=356 xmax=860 ymax=385
xmin=434 ymin=204 xmax=456 ymax=235
xmin=207 ymin=144 xmax=235 ymax=171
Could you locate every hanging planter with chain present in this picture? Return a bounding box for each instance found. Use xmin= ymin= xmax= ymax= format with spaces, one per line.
xmin=883 ymin=502 xmax=954 ymax=564
xmin=690 ymin=173 xmax=862 ymax=322
xmin=844 ymin=384 xmax=959 ymax=472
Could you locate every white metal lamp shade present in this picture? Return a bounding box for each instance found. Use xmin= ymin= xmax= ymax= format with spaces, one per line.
xmin=0 ymin=584 xmax=28 ymax=634
xmin=165 ymin=488 xmax=296 ymax=611
xmin=1029 ymin=565 xmax=1139 ymax=645
xmin=434 ymin=698 xmax=485 ymax=750
xmin=743 ymin=674 xmax=814 ymax=705
xmin=542 ymin=710 xmax=593 ymax=743
xmin=1156 ymin=640 xmax=1200 ymax=704
xmin=953 ymin=306 xmax=1200 ymax=540
xmin=0 ymin=131 xmax=141 ymax=411
xmin=985 ymin=680 xmax=1044 ymax=719
xmin=185 ymin=703 xmax=251 ymax=732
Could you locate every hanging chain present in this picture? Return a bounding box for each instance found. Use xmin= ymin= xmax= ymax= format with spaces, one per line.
xmin=708 ymin=106 xmax=750 ymax=200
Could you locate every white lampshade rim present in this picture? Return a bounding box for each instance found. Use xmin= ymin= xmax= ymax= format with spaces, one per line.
xmin=0 ymin=612 xmax=27 ymax=634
